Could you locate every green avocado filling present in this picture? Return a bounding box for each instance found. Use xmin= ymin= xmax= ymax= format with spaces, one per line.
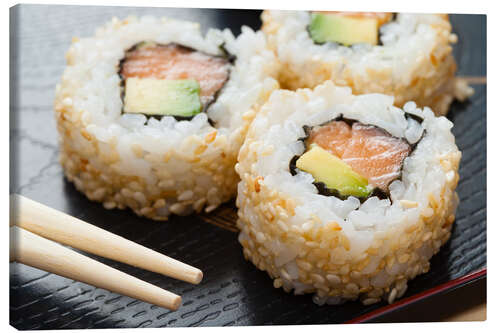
xmin=296 ymin=144 xmax=373 ymax=198
xmin=123 ymin=78 xmax=202 ymax=117
xmin=308 ymin=13 xmax=379 ymax=46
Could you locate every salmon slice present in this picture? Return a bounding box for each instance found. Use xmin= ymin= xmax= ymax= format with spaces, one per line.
xmin=307 ymin=120 xmax=411 ymax=192
xmin=120 ymin=42 xmax=231 ymax=107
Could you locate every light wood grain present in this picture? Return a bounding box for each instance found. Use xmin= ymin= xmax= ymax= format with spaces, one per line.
xmin=10 ymin=226 xmax=182 ymax=311
xmin=445 ymin=303 xmax=486 ymax=321
xmin=10 ymin=194 xmax=202 ymax=284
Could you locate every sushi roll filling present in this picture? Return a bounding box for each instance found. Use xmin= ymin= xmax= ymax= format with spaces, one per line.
xmin=119 ymin=42 xmax=232 ymax=120
xmin=290 ymin=117 xmax=414 ymax=201
xmin=307 ymin=12 xmax=394 ymax=46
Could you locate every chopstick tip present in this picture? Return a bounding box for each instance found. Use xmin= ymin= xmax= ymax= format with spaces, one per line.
xmin=192 ymin=269 xmax=203 ymax=285
xmin=172 ymin=295 xmax=182 ymax=311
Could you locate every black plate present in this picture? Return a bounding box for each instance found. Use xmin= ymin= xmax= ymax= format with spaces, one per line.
xmin=9 ymin=5 xmax=486 ymax=328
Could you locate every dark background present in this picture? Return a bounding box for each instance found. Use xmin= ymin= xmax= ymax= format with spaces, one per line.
xmin=10 ymin=5 xmax=486 ymax=328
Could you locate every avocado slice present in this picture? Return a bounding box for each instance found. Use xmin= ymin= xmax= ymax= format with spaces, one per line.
xmin=296 ymin=144 xmax=373 ymax=198
xmin=308 ymin=13 xmax=378 ymax=46
xmin=123 ymin=78 xmax=202 ymax=117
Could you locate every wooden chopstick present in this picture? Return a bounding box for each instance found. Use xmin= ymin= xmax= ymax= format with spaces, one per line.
xmin=10 ymin=194 xmax=203 ymax=285
xmin=10 ymin=226 xmax=181 ymax=310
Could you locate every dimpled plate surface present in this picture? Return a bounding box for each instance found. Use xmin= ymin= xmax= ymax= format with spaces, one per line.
xmin=9 ymin=5 xmax=486 ymax=328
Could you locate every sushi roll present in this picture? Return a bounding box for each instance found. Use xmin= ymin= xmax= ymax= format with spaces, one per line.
xmin=54 ymin=16 xmax=279 ymax=220
xmin=261 ymin=11 xmax=473 ymax=116
xmin=236 ymin=81 xmax=461 ymax=305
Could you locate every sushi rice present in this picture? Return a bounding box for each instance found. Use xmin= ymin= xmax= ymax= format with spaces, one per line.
xmin=54 ymin=16 xmax=279 ymax=220
xmin=262 ymin=11 xmax=473 ymax=116
xmin=236 ymin=81 xmax=461 ymax=305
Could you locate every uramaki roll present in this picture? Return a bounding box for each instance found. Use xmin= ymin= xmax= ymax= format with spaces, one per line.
xmin=54 ymin=16 xmax=279 ymax=220
xmin=261 ymin=11 xmax=473 ymax=116
xmin=236 ymin=81 xmax=460 ymax=305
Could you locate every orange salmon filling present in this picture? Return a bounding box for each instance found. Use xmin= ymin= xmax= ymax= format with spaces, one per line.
xmin=307 ymin=120 xmax=411 ymax=192
xmin=313 ymin=11 xmax=394 ymax=27
xmin=120 ymin=43 xmax=231 ymax=107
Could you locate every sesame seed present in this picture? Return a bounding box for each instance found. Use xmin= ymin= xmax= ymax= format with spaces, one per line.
xmin=205 ymin=204 xmax=218 ymax=213
xmin=103 ymin=201 xmax=116 ymax=210
xmin=311 ymin=274 xmax=325 ymax=285
xmin=153 ymin=199 xmax=166 ymax=209
xmin=280 ymin=269 xmax=291 ymax=281
xmin=362 ymin=298 xmax=379 ymax=305
xmin=273 ymin=278 xmax=283 ymax=288
xmin=326 ymin=274 xmax=341 ymax=285
xmin=422 ymin=232 xmax=433 ymax=242
xmin=178 ymin=190 xmax=194 ymax=201
xmin=169 ymin=203 xmax=185 ymax=215
xmin=388 ymin=288 xmax=398 ymax=304
xmin=400 ymin=200 xmax=419 ymax=209
xmin=296 ymin=260 xmax=313 ymax=271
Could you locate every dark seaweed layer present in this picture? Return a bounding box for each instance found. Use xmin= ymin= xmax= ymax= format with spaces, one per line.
xmin=404 ymin=112 xmax=425 ymax=124
xmin=117 ymin=41 xmax=234 ymax=124
xmin=289 ymin=114 xmax=425 ymax=202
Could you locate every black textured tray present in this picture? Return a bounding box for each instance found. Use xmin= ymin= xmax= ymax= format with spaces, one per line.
xmin=9 ymin=5 xmax=486 ymax=329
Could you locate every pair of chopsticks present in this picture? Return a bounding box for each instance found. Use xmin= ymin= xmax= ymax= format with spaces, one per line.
xmin=9 ymin=194 xmax=203 ymax=311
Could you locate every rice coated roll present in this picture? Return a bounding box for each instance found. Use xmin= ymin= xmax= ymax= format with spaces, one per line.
xmin=261 ymin=11 xmax=473 ymax=116
xmin=236 ymin=81 xmax=461 ymax=305
xmin=54 ymin=16 xmax=279 ymax=220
